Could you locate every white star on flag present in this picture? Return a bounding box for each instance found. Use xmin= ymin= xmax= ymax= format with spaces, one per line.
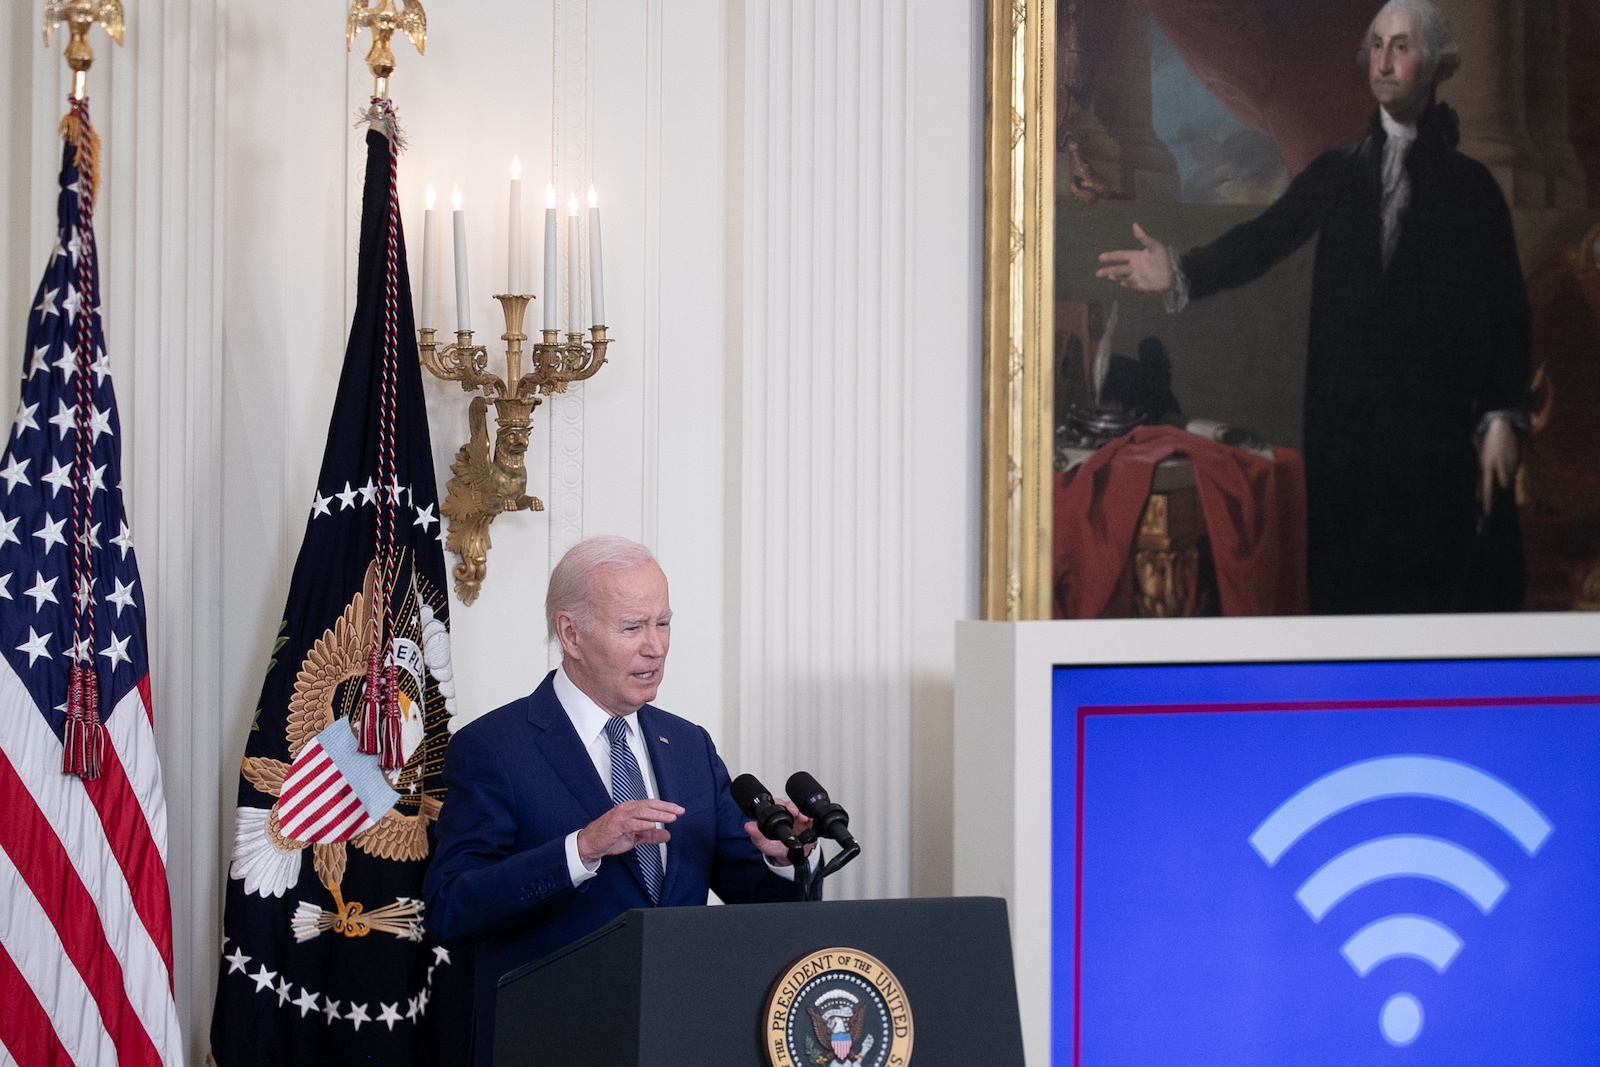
xmin=23 ymin=572 xmax=58 ymax=609
xmin=110 ymin=520 xmax=134 ymax=558
xmin=0 ymin=455 xmax=30 ymax=492
xmin=60 ymin=285 xmax=84 ymax=322
xmin=346 ymin=1003 xmax=371 ymax=1031
xmin=322 ymin=997 xmax=342 ymax=1024
xmin=310 ymin=491 xmax=332 ymax=517
xmin=13 ymin=399 xmax=40 ymax=432
xmin=335 ymin=481 xmax=358 ymax=509
xmin=225 ymin=947 xmax=252 ymax=974
xmin=0 ymin=573 xmax=11 ymax=599
xmin=106 ymin=576 xmax=137 ymax=615
xmin=100 ymin=633 xmax=132 ymax=670
xmin=413 ymin=504 xmax=437 ymax=531
xmin=54 ymin=346 xmax=77 ymax=379
xmin=358 ymin=478 xmax=379 ymax=506
xmin=33 ymin=515 xmax=67 ymax=552
xmin=376 ymin=1003 xmax=404 ymax=1030
xmin=0 ymin=512 xmax=19 ymax=548
xmin=275 ymin=977 xmax=292 ymax=1006
xmin=91 ymin=348 xmax=112 ymax=383
xmin=28 ymin=347 xmax=51 ymax=378
xmin=16 ymin=627 xmax=52 ymax=665
xmin=294 ymin=987 xmax=322 ymax=1018
xmin=41 ymin=457 xmax=72 ymax=496
xmin=88 ymin=404 xmax=113 ymax=442
xmin=34 ymin=286 xmax=59 ymax=316
xmin=247 ymin=967 xmax=276 ymax=994
xmin=48 ymin=399 xmax=77 ymax=437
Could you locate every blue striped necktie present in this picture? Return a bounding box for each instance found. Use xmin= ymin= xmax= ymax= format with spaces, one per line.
xmin=605 ymin=715 xmax=664 ymax=903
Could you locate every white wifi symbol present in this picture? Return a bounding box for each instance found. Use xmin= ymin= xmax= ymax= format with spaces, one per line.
xmin=1250 ymin=755 xmax=1552 ymax=1047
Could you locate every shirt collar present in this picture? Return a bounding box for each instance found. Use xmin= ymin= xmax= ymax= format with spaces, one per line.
xmin=1379 ymin=107 xmax=1417 ymax=142
xmin=553 ymin=665 xmax=632 ymax=747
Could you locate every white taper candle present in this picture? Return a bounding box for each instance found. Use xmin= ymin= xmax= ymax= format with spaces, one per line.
xmin=508 ymin=157 xmax=522 ymax=293
xmin=419 ymin=185 xmax=437 ymax=329
xmin=451 ymin=185 xmax=471 ymax=333
xmin=543 ymin=184 xmax=558 ymax=331
xmin=567 ymin=193 xmax=581 ymax=332
xmin=587 ymin=185 xmax=605 ymax=327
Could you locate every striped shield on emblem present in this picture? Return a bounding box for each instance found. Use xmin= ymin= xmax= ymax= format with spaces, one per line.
xmin=276 ymin=718 xmax=399 ymax=842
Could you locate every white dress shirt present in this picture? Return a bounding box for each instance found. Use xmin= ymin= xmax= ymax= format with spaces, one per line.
xmin=553 ymin=666 xmax=793 ymax=889
xmin=1378 ymin=107 xmax=1417 ymax=271
xmin=554 ymin=667 xmax=666 ymax=886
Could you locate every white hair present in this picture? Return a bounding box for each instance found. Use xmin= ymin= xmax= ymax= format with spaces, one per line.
xmin=1359 ymin=0 xmax=1460 ymax=83
xmin=545 ymin=535 xmax=660 ymax=640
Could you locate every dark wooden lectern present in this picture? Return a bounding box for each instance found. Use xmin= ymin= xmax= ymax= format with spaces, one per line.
xmin=493 ymin=896 xmax=1025 ymax=1067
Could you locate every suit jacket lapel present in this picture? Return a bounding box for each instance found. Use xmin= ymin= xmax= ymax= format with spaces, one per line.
xmin=637 ymin=705 xmax=680 ymax=902
xmin=527 ymin=677 xmax=612 ymax=822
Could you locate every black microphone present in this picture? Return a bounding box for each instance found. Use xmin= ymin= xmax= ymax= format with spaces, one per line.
xmin=785 ymin=771 xmax=856 ymax=847
xmin=731 ymin=773 xmax=797 ymax=844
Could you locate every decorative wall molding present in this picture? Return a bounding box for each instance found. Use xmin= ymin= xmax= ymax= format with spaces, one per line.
xmin=638 ymin=0 xmax=664 ymax=552
xmin=735 ymin=1 xmax=916 ymax=901
xmin=548 ymin=0 xmax=590 ymax=601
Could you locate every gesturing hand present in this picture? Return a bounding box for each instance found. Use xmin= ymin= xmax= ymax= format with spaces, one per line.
xmin=743 ymin=796 xmax=815 ymax=867
xmin=1478 ymin=416 xmax=1520 ymax=515
xmin=576 ymin=799 xmax=684 ymax=865
xmin=1095 ymin=223 xmax=1174 ymax=293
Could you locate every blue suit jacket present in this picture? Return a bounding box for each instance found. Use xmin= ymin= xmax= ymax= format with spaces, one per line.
xmin=423 ymin=672 xmax=801 ymax=1061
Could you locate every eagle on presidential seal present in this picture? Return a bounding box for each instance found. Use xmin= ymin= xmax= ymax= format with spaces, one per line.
xmin=228 ymin=557 xmax=457 ymax=939
xmin=806 ymin=993 xmax=872 ymax=1065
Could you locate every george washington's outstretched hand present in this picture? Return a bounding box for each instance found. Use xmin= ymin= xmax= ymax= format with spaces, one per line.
xmin=1478 ymin=417 xmax=1520 ymax=515
xmin=1096 ymin=223 xmax=1173 ymax=293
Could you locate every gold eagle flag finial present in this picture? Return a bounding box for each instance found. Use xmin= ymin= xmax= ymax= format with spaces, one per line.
xmin=346 ymin=0 xmax=426 ymax=98
xmin=43 ymin=0 xmax=125 ymax=99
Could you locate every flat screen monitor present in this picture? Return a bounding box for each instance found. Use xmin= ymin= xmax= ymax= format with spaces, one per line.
xmin=1053 ymin=656 xmax=1600 ymax=1067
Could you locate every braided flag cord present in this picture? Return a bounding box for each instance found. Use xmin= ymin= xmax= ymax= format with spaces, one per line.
xmin=360 ymin=97 xmax=406 ymax=772
xmin=211 ymin=103 xmax=469 ymax=1065
xmin=0 ymin=96 xmax=182 ymax=1066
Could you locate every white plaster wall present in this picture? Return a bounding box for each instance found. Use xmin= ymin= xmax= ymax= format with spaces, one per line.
xmin=0 ymin=0 xmax=982 ymax=1055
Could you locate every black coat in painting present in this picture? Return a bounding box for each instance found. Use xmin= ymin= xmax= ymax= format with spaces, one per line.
xmin=1180 ymin=102 xmax=1529 ymax=613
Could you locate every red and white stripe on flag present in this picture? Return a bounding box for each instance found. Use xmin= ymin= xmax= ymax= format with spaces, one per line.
xmin=276 ymin=719 xmax=399 ymax=844
xmin=0 ymin=659 xmax=183 ymax=1066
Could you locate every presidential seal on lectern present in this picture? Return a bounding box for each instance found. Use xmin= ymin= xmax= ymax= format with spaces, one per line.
xmin=764 ymin=946 xmax=914 ymax=1067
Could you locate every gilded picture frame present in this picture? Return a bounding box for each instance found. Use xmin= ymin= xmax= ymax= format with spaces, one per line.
xmin=981 ymin=0 xmax=1055 ymax=620
xmin=982 ymin=0 xmax=1600 ymax=621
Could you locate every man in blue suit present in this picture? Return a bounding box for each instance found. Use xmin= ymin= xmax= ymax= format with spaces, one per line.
xmin=424 ymin=536 xmax=812 ymax=1063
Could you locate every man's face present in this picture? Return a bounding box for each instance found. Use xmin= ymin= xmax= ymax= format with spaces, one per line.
xmin=559 ymin=562 xmax=672 ymax=717
xmin=1369 ymin=10 xmax=1435 ymax=119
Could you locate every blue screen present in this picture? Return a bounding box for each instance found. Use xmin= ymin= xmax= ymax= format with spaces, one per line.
xmin=1052 ymin=658 xmax=1600 ymax=1067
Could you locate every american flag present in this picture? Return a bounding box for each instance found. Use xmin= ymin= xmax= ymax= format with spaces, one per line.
xmin=0 ymin=100 xmax=182 ymax=1065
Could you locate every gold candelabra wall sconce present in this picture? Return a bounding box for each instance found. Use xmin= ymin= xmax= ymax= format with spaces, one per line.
xmin=418 ymin=299 xmax=608 ymax=605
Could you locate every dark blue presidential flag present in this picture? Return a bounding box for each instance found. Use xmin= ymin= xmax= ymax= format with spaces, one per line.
xmin=210 ymin=102 xmax=469 ymax=1065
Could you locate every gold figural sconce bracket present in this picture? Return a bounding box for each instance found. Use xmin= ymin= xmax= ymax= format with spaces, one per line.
xmin=419 ymin=301 xmax=609 ymax=605
xmin=43 ymin=0 xmax=124 ymax=100
xmin=347 ymin=0 xmax=426 ymax=99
